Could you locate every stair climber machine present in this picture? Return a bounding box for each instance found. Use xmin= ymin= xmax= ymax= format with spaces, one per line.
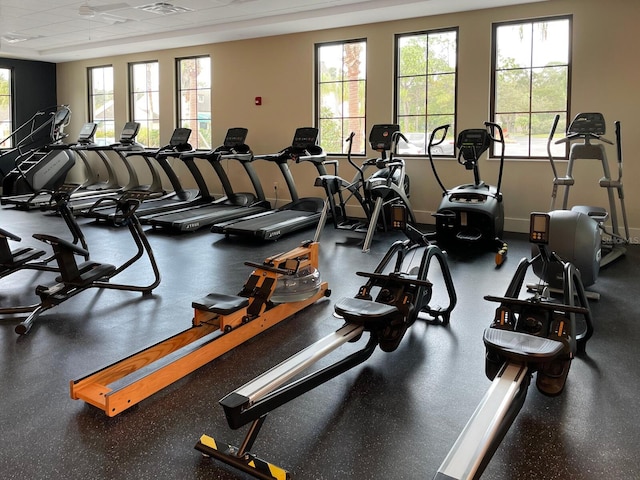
xmin=428 ymin=122 xmax=508 ymax=267
xmin=433 ymin=212 xmax=593 ymax=480
xmin=538 ymin=113 xmax=629 ymax=298
xmin=70 ymin=240 xmax=330 ymax=417
xmin=0 ymin=106 xmax=68 ymax=180
xmin=0 ymin=183 xmax=88 ymax=281
xmin=1 ymin=122 xmax=114 ymax=209
xmin=1 ymin=105 xmax=74 ymax=199
xmin=211 ymin=127 xmax=328 ymax=241
xmin=314 ymin=125 xmax=417 ymax=253
xmin=85 ymin=128 xmax=196 ymax=224
xmin=1 ymin=188 xmax=161 ymax=335
xmin=145 ymin=127 xmax=272 ymax=232
xmin=196 ymin=208 xmax=456 ymax=480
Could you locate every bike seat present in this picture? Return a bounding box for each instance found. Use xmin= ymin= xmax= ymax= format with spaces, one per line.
xmin=334 ymin=297 xmax=400 ymax=327
xmin=192 ymin=293 xmax=250 ymax=315
xmin=483 ymin=328 xmax=564 ymax=363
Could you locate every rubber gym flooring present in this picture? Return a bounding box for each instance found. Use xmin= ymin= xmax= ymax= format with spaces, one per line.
xmin=1 ymin=204 xmax=639 ymax=480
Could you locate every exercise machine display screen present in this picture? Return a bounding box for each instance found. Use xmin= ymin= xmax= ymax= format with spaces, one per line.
xmin=77 ymin=123 xmax=98 ymax=141
xmin=120 ymin=122 xmax=140 ymax=141
xmin=529 ymin=212 xmax=550 ymax=244
xmin=291 ymin=127 xmax=319 ymax=151
xmin=369 ymin=124 xmax=400 ymax=151
xmin=224 ymin=127 xmax=248 ymax=147
xmin=169 ymin=128 xmax=192 ymax=147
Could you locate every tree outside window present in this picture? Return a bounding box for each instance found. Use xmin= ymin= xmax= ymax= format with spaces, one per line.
xmin=129 ymin=61 xmax=160 ymax=147
xmin=88 ymin=65 xmax=114 ymax=146
xmin=492 ymin=17 xmax=571 ymax=158
xmin=395 ymin=29 xmax=458 ymax=156
xmin=177 ymin=56 xmax=211 ymax=150
xmin=316 ymin=40 xmax=366 ymax=154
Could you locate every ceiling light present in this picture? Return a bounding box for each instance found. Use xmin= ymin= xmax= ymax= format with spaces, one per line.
xmin=2 ymin=33 xmax=32 ymax=43
xmin=136 ymin=2 xmax=193 ymax=15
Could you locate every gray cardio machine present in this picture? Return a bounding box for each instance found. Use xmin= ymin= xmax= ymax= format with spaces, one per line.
xmin=433 ymin=212 xmax=593 ymax=480
xmin=196 ymin=209 xmax=456 ymax=479
xmin=542 ymin=112 xmax=629 ymax=287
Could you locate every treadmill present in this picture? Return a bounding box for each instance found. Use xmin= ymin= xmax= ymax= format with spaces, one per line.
xmin=70 ymin=122 xmax=154 ymax=214
xmin=146 ymin=127 xmax=272 ymax=232
xmin=93 ymin=128 xmax=199 ymax=220
xmin=85 ymin=127 xmax=196 ymax=223
xmin=211 ymin=127 xmax=328 ymax=241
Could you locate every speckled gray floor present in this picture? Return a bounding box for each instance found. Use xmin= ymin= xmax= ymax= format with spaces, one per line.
xmin=1 ymin=205 xmax=639 ymax=479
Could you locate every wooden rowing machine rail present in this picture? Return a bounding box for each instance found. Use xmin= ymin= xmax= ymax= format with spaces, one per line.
xmin=70 ymin=240 xmax=330 ymax=417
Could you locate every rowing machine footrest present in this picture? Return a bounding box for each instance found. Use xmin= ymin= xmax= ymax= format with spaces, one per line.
xmin=192 ymin=293 xmax=250 ymax=315
xmin=334 ymin=297 xmax=399 ymax=328
xmin=483 ymin=328 xmax=564 ymax=363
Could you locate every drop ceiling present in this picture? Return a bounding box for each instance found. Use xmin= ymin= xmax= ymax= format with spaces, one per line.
xmin=0 ymin=0 xmax=547 ymax=63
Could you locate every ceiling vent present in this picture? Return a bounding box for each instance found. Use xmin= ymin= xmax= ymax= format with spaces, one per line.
xmin=136 ymin=2 xmax=193 ymax=15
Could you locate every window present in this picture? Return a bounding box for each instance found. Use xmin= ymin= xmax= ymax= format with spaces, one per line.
xmin=129 ymin=61 xmax=160 ymax=147
xmin=492 ymin=16 xmax=571 ymax=158
xmin=177 ymin=56 xmax=211 ymax=150
xmin=395 ymin=28 xmax=458 ymax=156
xmin=0 ymin=67 xmax=13 ymax=148
xmin=88 ymin=65 xmax=114 ymax=146
xmin=316 ymin=40 xmax=366 ymax=154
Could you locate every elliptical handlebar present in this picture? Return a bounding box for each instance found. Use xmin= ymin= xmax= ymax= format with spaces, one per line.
xmin=427 ymin=124 xmax=451 ymax=194
xmin=484 ymin=121 xmax=506 ymax=197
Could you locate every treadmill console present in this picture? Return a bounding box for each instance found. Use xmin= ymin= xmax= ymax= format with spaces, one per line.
xmin=77 ymin=123 xmax=98 ymax=144
xmin=168 ymin=128 xmax=192 ymax=150
xmin=119 ymin=122 xmax=141 ymax=144
xmin=224 ymin=127 xmax=249 ymax=148
xmin=529 ymin=212 xmax=550 ymax=244
xmin=369 ymin=124 xmax=400 ymax=151
xmin=567 ymin=112 xmax=606 ymax=136
xmin=291 ymin=127 xmax=319 ymax=152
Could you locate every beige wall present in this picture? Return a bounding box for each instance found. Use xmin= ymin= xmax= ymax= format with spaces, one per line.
xmin=56 ymin=0 xmax=640 ymax=237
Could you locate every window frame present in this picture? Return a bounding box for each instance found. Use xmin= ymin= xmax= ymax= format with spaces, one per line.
xmin=87 ymin=65 xmax=114 ymax=147
xmin=490 ymin=15 xmax=573 ymax=159
xmin=393 ymin=27 xmax=459 ymax=158
xmin=315 ymin=38 xmax=367 ymax=156
xmin=176 ymin=55 xmax=212 ymax=150
xmin=0 ymin=67 xmax=14 ymax=149
xmin=128 ymin=60 xmax=160 ymax=148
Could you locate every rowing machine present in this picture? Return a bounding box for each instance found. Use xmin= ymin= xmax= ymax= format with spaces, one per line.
xmin=70 ymin=240 xmax=330 ymax=417
xmin=196 ymin=225 xmax=456 ymax=479
xmin=433 ymin=212 xmax=593 ymax=479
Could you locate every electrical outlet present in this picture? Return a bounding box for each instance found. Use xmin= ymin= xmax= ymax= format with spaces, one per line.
xmin=273 ymin=181 xmax=278 ymax=190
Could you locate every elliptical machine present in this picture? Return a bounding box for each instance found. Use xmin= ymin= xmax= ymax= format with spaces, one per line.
xmin=428 ymin=122 xmax=507 ymax=266
xmin=314 ymin=124 xmax=416 ymax=253
xmin=545 ymin=112 xmax=629 ymax=276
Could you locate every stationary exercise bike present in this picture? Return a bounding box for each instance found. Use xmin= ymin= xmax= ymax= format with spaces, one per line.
xmin=434 ymin=212 xmax=593 ymax=480
xmin=314 ymin=124 xmax=416 ymax=252
xmin=3 ymin=188 xmax=161 ymax=335
xmin=540 ymin=113 xmax=629 ymax=292
xmin=0 ymin=184 xmax=88 ymax=281
xmin=196 ymin=205 xmax=456 ymax=479
xmin=428 ymin=123 xmax=507 ymax=266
